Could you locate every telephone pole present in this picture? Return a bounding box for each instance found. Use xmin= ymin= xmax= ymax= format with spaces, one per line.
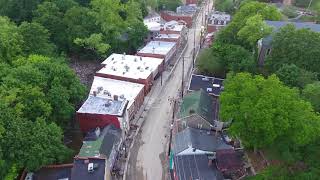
xmin=181 ymin=56 xmax=185 ymax=98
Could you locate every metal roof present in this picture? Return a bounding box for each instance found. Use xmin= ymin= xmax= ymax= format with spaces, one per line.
xmin=188 ymin=74 xmax=224 ymax=96
xmin=78 ymin=125 xmax=122 ymax=158
xmin=180 ymin=89 xmax=214 ymax=125
xmin=174 ymin=154 xmax=224 ymax=180
xmin=71 ymin=158 xmax=106 ymax=180
xmin=173 ymin=128 xmax=233 ymax=155
xmin=262 ymin=21 xmax=320 ymax=46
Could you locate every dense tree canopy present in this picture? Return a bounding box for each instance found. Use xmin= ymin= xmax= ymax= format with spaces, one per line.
xmin=19 ymin=22 xmax=56 ymax=56
xmin=212 ymin=43 xmax=256 ymax=73
xmin=0 ymin=0 xmax=44 ymax=23
xmin=0 ymin=0 xmax=149 ymax=178
xmin=275 ymin=64 xmax=317 ymax=88
xmin=220 ymin=73 xmax=320 ymax=151
xmin=215 ymin=1 xmax=281 ymax=50
xmin=302 ymin=82 xmax=320 ymax=112
xmin=0 ymin=17 xmax=23 ymax=64
xmin=266 ymin=24 xmax=320 ymax=75
xmin=158 ymin=0 xmax=182 ymax=11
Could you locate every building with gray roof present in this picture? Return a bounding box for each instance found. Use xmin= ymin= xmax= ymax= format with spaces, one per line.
xmin=173 ymin=128 xmax=233 ymax=156
xmin=258 ymin=21 xmax=320 ymax=66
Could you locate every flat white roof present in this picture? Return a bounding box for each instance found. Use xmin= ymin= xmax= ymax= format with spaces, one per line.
xmin=90 ymin=76 xmax=144 ymax=109
xmin=164 ymin=21 xmax=185 ymax=32
xmin=98 ymin=53 xmax=164 ymax=80
xmin=144 ymin=21 xmax=162 ymax=32
xmin=138 ymin=41 xmax=176 ymax=56
xmin=77 ymin=96 xmax=127 ymax=116
xmin=155 ymin=33 xmax=180 ymax=39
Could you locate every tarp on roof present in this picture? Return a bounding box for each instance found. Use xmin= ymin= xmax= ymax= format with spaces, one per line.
xmin=180 ymin=90 xmax=214 ymax=124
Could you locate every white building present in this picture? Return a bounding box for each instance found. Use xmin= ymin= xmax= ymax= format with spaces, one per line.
xmin=96 ymin=53 xmax=164 ymax=93
xmin=137 ymin=41 xmax=177 ymax=64
xmin=90 ymin=76 xmax=145 ymax=121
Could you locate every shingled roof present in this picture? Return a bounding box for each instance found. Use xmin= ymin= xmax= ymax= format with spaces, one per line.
xmin=173 ymin=128 xmax=233 ymax=155
xmin=180 ymin=90 xmax=214 ymax=124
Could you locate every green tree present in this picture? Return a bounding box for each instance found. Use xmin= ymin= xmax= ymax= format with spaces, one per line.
xmin=19 ymin=22 xmax=56 ymax=56
xmin=237 ymin=14 xmax=273 ymax=47
xmin=282 ymin=5 xmax=298 ymax=18
xmin=220 ymin=73 xmax=320 ymax=151
xmin=302 ymin=82 xmax=320 ymax=112
xmin=215 ymin=0 xmax=235 ymax=14
xmin=0 ymin=0 xmax=44 ymax=23
xmin=275 ymin=64 xmax=317 ymax=88
xmin=266 ymin=24 xmax=320 ymax=74
xmin=0 ymin=16 xmax=24 ymax=64
xmin=74 ymin=34 xmax=111 ymax=58
xmin=33 ymin=1 xmax=68 ymax=50
xmin=196 ymin=49 xmax=226 ymax=77
xmin=215 ymin=1 xmax=281 ymax=49
xmin=158 ymin=0 xmax=182 ymax=11
xmin=64 ymin=6 xmax=99 ymax=54
xmin=213 ymin=43 xmax=256 ymax=73
xmin=2 ymin=55 xmax=86 ymax=127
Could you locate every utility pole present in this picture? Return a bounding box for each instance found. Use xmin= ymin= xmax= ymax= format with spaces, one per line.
xmin=181 ymin=56 xmax=185 ymax=98
xmin=307 ymin=0 xmax=313 ymax=11
xmin=193 ymin=27 xmax=196 ymax=69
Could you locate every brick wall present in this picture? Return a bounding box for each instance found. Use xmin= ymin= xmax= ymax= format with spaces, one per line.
xmin=160 ymin=11 xmax=193 ymax=28
xmin=186 ymin=0 xmax=198 ymax=5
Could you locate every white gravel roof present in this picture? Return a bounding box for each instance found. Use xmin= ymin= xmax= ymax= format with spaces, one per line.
xmin=90 ymin=76 xmax=144 ymax=109
xmin=164 ymin=21 xmax=185 ymax=32
xmin=144 ymin=21 xmax=162 ymax=32
xmin=138 ymin=41 xmax=176 ymax=56
xmin=77 ymin=96 xmax=127 ymax=116
xmin=155 ymin=33 xmax=180 ymax=39
xmin=98 ymin=53 xmax=164 ymax=80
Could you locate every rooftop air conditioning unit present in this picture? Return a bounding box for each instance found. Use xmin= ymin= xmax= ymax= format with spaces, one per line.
xmin=120 ymin=94 xmax=125 ymax=99
xmin=202 ymin=77 xmax=209 ymax=81
xmin=103 ymin=90 xmax=111 ymax=96
xmin=97 ymin=86 xmax=103 ymax=93
xmin=88 ymin=163 xmax=94 ymax=173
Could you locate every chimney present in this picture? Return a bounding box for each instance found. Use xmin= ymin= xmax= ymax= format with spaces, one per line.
xmin=152 ymin=47 xmax=155 ymax=54
xmin=113 ymin=95 xmax=118 ymax=101
xmin=93 ymin=91 xmax=97 ymax=97
xmin=208 ymin=159 xmax=213 ymax=166
xmin=95 ymin=127 xmax=101 ymax=137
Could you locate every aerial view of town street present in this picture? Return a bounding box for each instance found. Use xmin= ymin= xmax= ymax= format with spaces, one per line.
xmin=2 ymin=0 xmax=320 ymax=179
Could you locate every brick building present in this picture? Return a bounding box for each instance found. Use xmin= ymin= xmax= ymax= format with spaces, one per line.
xmin=154 ymin=33 xmax=181 ymax=46
xmin=72 ymin=125 xmax=122 ymax=180
xmin=76 ymin=95 xmax=128 ymax=133
xmin=161 ymin=20 xmax=187 ymax=36
xmin=96 ymin=53 xmax=164 ymax=93
xmin=207 ymin=11 xmax=231 ymax=33
xmin=137 ymin=41 xmax=177 ymax=64
xmin=90 ymin=76 xmax=145 ymax=121
xmin=161 ymin=11 xmax=193 ymax=28
xmin=186 ymin=0 xmax=198 ymax=5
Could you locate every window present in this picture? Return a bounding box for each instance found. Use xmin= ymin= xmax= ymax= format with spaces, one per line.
xmin=266 ymin=48 xmax=271 ymax=55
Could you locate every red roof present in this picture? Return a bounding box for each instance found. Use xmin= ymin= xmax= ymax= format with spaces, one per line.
xmin=216 ymin=149 xmax=243 ymax=172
